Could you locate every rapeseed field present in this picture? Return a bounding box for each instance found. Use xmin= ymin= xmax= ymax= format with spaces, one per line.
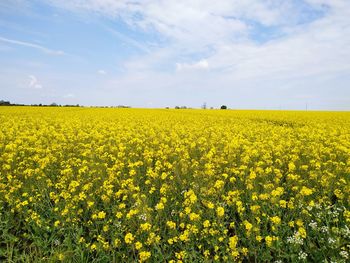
xmin=0 ymin=107 xmax=349 ymax=262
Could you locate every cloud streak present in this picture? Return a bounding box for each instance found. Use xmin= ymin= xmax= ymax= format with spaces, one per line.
xmin=105 ymin=27 xmax=151 ymax=53
xmin=0 ymin=36 xmax=64 ymax=55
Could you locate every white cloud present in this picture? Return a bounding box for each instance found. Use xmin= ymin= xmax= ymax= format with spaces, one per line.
xmin=46 ymin=1 xmax=350 ymax=74
xmin=0 ymin=36 xmax=64 ymax=55
xmin=97 ymin=69 xmax=107 ymax=75
xmin=129 ymin=1 xmax=349 ymax=79
xmin=64 ymin=93 xmax=75 ymax=98
xmin=28 ymin=75 xmax=42 ymax=89
xmin=176 ymin=59 xmax=209 ymax=71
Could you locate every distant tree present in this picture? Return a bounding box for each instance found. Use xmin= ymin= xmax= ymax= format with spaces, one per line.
xmin=175 ymin=106 xmax=180 ymax=109
xmin=220 ymin=105 xmax=227 ymax=109
xmin=201 ymin=102 xmax=207 ymax=109
xmin=0 ymin=100 xmax=11 ymax=106
xmin=50 ymin=102 xmax=58 ymax=107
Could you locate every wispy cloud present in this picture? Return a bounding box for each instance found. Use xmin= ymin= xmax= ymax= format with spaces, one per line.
xmin=28 ymin=75 xmax=42 ymax=89
xmin=0 ymin=36 xmax=64 ymax=55
xmin=105 ymin=27 xmax=151 ymax=53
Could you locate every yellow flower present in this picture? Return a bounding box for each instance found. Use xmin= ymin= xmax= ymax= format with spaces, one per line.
xmin=175 ymin=251 xmax=186 ymax=260
xmin=288 ymin=162 xmax=296 ymax=172
xmin=179 ymin=230 xmax=190 ymax=242
xmin=250 ymin=205 xmax=260 ymax=213
xmin=166 ymin=221 xmax=176 ymax=229
xmin=334 ymin=189 xmax=344 ymax=199
xmin=189 ymin=212 xmax=200 ymax=221
xmin=243 ymin=220 xmax=253 ymax=232
xmin=125 ymin=233 xmax=134 ymax=244
xmin=279 ymin=200 xmax=287 ymax=208
xmin=97 ymin=211 xmax=106 ymax=219
xmin=216 ymin=206 xmax=225 ymax=217
xmin=140 ymin=223 xmax=152 ymax=232
xmin=116 ymin=212 xmax=123 ymax=218
xmin=135 ymin=241 xmax=143 ymax=250
xmin=203 ymin=220 xmax=210 ymax=228
xmin=229 ymin=235 xmax=238 ymax=250
xmin=155 ymin=202 xmax=164 ymax=210
xmin=265 ymin=236 xmax=273 ymax=247
xmin=344 ymin=210 xmax=350 ymax=222
xmin=296 ymin=219 xmax=303 ymax=227
xmin=214 ymin=180 xmax=225 ymax=189
xmin=206 ymin=202 xmax=215 ymax=209
xmin=90 ymin=243 xmax=97 ymax=251
xmin=297 ymin=227 xmax=307 ymax=238
xmin=271 ymin=187 xmax=284 ymax=197
xmin=300 ymin=186 xmax=313 ymax=196
xmin=139 ymin=251 xmax=151 ymax=262
xmin=126 ymin=209 xmax=138 ymax=218
xmin=270 ymin=216 xmax=281 ymax=225
xmin=259 ymin=193 xmax=269 ymax=200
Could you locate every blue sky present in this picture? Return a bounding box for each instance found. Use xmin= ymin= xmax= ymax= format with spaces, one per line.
xmin=0 ymin=0 xmax=349 ymax=110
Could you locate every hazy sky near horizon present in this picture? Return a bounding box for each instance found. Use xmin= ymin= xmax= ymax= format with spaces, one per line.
xmin=0 ymin=0 xmax=349 ymax=109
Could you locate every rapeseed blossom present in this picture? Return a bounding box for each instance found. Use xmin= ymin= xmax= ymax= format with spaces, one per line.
xmin=124 ymin=233 xmax=134 ymax=244
xmin=0 ymin=107 xmax=349 ymax=262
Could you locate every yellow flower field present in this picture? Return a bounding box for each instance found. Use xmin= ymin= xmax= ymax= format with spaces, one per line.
xmin=0 ymin=107 xmax=349 ymax=262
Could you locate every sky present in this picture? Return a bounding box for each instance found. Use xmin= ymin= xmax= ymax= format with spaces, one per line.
xmin=0 ymin=0 xmax=349 ymax=110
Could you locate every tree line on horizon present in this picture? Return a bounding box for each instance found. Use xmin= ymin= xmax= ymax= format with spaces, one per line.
xmin=0 ymin=100 xmax=131 ymax=108
xmin=1 ymin=100 xmax=227 ymax=109
xmin=0 ymin=100 xmax=80 ymax=107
